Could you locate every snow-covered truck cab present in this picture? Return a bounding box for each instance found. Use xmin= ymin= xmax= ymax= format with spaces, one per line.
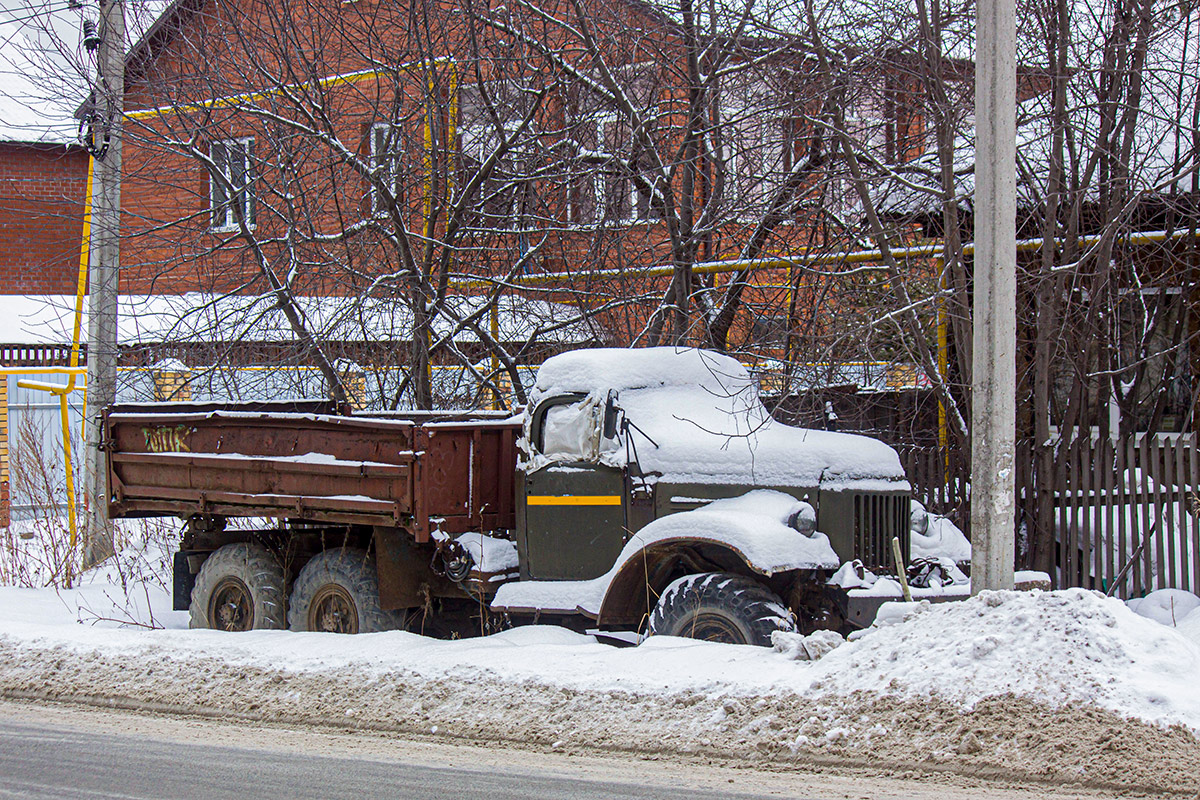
xmin=493 ymin=348 xmax=914 ymax=640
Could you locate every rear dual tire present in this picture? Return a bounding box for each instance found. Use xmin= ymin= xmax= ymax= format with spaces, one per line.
xmin=190 ymin=544 xmax=404 ymax=634
xmin=189 ymin=542 xmax=287 ymax=631
xmin=287 ymin=548 xmax=406 ymax=634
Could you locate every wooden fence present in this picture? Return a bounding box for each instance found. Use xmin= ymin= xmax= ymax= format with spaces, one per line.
xmin=900 ymin=436 xmax=1199 ymax=599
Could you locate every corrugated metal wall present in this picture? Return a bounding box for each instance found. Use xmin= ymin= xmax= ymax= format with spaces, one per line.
xmin=5 ymin=374 xmax=86 ymax=522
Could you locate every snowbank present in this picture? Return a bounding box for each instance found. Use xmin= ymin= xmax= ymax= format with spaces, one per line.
xmin=1128 ymin=588 xmax=1200 ymax=627
xmin=813 ymin=588 xmax=1200 ymax=731
xmin=1128 ymin=588 xmax=1200 ymax=651
xmin=3 ymin=550 xmax=1200 ymax=729
xmin=3 ymin=578 xmax=1200 ymax=792
xmin=3 ymin=546 xmax=1200 ymax=793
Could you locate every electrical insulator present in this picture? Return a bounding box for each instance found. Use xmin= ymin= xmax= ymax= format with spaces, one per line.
xmin=82 ymin=19 xmax=101 ymax=52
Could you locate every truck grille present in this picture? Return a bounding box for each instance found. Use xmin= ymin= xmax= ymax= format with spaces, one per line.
xmin=853 ymin=493 xmax=910 ymax=573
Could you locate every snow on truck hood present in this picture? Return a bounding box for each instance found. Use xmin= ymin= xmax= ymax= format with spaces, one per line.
xmin=492 ymin=490 xmax=840 ymax=616
xmin=530 ymin=348 xmax=908 ymax=487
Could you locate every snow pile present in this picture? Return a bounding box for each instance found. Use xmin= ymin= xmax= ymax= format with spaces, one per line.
xmin=771 ymin=629 xmax=844 ymax=661
xmin=0 ymin=517 xmax=185 ymax=629
xmin=909 ymin=501 xmax=972 ymax=563
xmin=2 ymin=516 xmax=180 ymax=585
xmin=811 ymin=588 xmax=1200 ymax=730
xmin=1128 ymin=588 xmax=1200 ymax=649
xmin=1128 ymin=588 xmax=1200 ymax=627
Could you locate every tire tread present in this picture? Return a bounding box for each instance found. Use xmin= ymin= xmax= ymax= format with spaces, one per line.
xmin=287 ymin=548 xmax=404 ymax=633
xmin=189 ymin=542 xmax=287 ymax=630
xmin=648 ymin=571 xmax=795 ymax=646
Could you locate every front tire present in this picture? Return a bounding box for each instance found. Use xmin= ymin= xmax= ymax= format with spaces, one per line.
xmin=647 ymin=572 xmax=796 ymax=646
xmin=189 ymin=543 xmax=287 ymax=631
xmin=288 ymin=548 xmax=403 ymax=634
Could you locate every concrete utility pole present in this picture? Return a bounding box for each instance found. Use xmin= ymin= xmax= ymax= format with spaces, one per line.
xmin=971 ymin=0 xmax=1017 ymax=593
xmin=83 ymin=0 xmax=124 ymax=567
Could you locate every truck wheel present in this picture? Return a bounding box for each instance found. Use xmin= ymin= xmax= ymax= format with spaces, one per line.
xmin=288 ymin=548 xmax=401 ymax=634
xmin=647 ymin=572 xmax=796 ymax=646
xmin=189 ymin=543 xmax=287 ymax=631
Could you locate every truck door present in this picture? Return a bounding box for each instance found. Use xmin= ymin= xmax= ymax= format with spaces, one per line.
xmin=519 ymin=394 xmax=627 ymax=580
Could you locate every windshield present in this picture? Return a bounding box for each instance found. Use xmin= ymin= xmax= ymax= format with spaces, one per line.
xmin=540 ymin=397 xmax=601 ymax=461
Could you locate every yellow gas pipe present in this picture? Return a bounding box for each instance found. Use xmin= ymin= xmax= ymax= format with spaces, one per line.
xmin=16 ymin=157 xmax=94 ymax=560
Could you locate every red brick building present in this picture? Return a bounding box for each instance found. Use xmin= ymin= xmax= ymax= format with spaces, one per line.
xmin=0 ymin=141 xmax=88 ymax=297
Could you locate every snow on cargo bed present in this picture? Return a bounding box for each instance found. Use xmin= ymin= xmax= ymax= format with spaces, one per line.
xmin=528 ymin=348 xmax=908 ymax=486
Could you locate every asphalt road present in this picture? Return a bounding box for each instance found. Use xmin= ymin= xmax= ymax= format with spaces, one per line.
xmin=0 ymin=709 xmax=787 ymax=800
xmin=0 ymin=700 xmax=1128 ymax=800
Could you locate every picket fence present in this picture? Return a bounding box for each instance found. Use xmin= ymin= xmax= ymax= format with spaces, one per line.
xmin=900 ymin=436 xmax=1200 ymax=598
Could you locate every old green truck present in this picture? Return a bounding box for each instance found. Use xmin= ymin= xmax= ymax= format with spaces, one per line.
xmin=105 ymin=347 xmax=916 ymax=645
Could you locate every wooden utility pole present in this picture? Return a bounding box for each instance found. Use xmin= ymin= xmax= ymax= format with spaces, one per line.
xmin=971 ymin=0 xmax=1017 ymax=593
xmin=83 ymin=0 xmax=124 ymax=567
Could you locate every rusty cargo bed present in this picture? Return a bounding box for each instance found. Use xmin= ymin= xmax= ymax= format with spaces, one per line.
xmin=105 ymin=401 xmax=520 ymax=541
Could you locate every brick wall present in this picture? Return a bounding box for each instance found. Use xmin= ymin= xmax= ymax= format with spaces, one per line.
xmin=0 ymin=142 xmax=89 ymax=296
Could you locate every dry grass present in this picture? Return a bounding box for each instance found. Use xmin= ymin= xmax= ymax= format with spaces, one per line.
xmin=1 ymin=412 xmax=182 ymax=628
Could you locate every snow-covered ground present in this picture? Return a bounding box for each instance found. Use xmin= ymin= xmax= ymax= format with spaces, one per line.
xmin=3 ymin=526 xmax=1200 ymax=793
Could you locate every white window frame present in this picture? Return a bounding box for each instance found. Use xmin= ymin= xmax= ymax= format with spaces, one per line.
xmin=571 ymin=112 xmax=659 ymax=227
xmin=209 ymin=137 xmax=255 ymax=231
xmin=370 ymin=122 xmax=402 ymax=216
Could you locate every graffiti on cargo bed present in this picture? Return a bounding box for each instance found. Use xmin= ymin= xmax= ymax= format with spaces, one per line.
xmin=144 ymin=425 xmax=192 ymax=453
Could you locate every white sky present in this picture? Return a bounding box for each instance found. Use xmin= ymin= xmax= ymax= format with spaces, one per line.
xmin=0 ymin=0 xmax=165 ymax=143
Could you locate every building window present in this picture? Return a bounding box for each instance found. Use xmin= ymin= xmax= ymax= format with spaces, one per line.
xmin=210 ymin=138 xmax=255 ymax=230
xmin=570 ymin=112 xmax=660 ymax=226
xmin=458 ymin=122 xmax=535 ymax=230
xmin=725 ymin=114 xmax=789 ymax=218
xmin=370 ymin=123 xmax=402 ymax=214
xmin=457 ymin=81 xmax=542 ymax=231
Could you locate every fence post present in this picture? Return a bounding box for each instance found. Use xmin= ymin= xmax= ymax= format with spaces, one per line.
xmin=0 ymin=375 xmax=8 ymax=528
xmin=152 ymin=360 xmax=192 ymax=403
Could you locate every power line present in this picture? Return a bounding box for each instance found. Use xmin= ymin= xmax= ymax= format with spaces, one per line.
xmin=0 ymin=2 xmax=82 ymax=28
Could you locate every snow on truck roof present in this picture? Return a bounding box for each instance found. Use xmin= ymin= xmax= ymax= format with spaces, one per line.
xmin=532 ymin=348 xmax=909 ymax=486
xmin=535 ymin=347 xmax=754 ymax=395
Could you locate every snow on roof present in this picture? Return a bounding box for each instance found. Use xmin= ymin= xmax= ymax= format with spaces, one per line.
xmin=868 ymin=15 xmax=1200 ymax=219
xmin=754 ymin=360 xmax=932 ymax=393
xmin=535 ymin=347 xmax=755 ymax=395
xmin=0 ymin=293 xmax=597 ymax=347
xmin=0 ymin=9 xmax=82 ymax=144
xmin=529 ymin=347 xmax=908 ymax=485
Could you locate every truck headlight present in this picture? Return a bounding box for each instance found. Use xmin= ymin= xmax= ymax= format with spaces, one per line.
xmin=910 ymin=500 xmax=930 ymax=536
xmin=789 ymin=502 xmax=817 ymax=537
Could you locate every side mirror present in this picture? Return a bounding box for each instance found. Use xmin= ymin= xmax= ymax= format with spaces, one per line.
xmin=602 ymin=389 xmax=620 ymax=439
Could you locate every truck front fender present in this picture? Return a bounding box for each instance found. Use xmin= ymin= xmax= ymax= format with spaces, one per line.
xmin=596 ymin=537 xmax=770 ymax=627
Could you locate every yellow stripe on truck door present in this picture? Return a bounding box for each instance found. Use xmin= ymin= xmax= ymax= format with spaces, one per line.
xmin=526 ymin=495 xmax=622 ymax=506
